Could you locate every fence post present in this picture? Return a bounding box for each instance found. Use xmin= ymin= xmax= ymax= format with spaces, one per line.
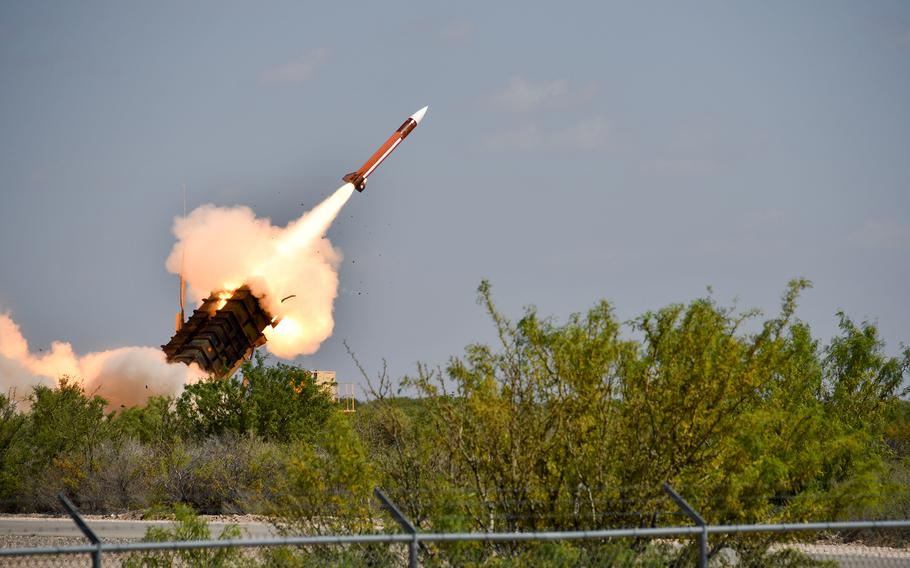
xmin=374 ymin=488 xmax=419 ymax=568
xmin=58 ymin=493 xmax=102 ymax=568
xmin=662 ymin=483 xmax=707 ymax=568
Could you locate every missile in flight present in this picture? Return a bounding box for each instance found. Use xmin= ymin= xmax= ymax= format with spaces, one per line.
xmin=343 ymin=106 xmax=428 ymax=192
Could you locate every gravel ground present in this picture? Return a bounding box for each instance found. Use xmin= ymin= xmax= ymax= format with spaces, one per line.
xmin=793 ymin=543 xmax=910 ymax=567
xmin=0 ymin=534 xmax=132 ymax=549
xmin=0 ymin=513 xmax=269 ymax=523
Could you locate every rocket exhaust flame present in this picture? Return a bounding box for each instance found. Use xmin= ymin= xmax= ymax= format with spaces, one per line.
xmin=1 ymin=184 xmax=355 ymax=407
xmin=1 ymin=107 xmax=427 ymax=406
xmin=165 ymin=183 xmax=355 ymax=360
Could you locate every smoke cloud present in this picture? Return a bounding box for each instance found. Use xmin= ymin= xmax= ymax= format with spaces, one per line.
xmin=0 ymin=184 xmax=355 ymax=407
xmin=0 ymin=312 xmax=206 ymax=406
xmin=165 ymin=183 xmax=355 ymax=359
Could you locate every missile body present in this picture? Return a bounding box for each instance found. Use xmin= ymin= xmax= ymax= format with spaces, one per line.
xmin=343 ymin=106 xmax=427 ymax=192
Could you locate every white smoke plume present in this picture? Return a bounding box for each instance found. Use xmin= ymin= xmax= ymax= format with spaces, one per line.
xmin=0 ymin=184 xmax=355 ymax=407
xmin=166 ymin=183 xmax=355 ymax=359
xmin=0 ymin=312 xmax=206 ymax=407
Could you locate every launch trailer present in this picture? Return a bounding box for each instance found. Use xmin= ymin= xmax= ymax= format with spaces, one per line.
xmin=162 ymin=285 xmax=275 ymax=379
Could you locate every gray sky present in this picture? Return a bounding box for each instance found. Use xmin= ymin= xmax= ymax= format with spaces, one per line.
xmin=1 ymin=1 xmax=908 ymax=393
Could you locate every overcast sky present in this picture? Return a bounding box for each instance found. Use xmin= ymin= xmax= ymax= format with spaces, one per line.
xmin=1 ymin=1 xmax=908 ymax=393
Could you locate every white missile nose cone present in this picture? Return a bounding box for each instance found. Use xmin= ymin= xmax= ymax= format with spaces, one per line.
xmin=410 ymin=105 xmax=428 ymax=125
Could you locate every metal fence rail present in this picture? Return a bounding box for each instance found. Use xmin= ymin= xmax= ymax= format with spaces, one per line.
xmin=1 ymin=489 xmax=908 ymax=566
xmin=2 ymin=520 xmax=909 ymax=566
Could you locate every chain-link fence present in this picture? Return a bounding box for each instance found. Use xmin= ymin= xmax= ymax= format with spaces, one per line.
xmin=1 ymin=490 xmax=908 ymax=567
xmin=2 ymin=523 xmax=910 ymax=567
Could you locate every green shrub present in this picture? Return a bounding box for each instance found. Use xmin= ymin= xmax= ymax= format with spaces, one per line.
xmin=123 ymin=503 xmax=246 ymax=567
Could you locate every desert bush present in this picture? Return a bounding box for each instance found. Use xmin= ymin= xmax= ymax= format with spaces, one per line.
xmin=0 ymin=393 xmax=26 ymax=509
xmin=175 ymin=354 xmax=334 ymax=443
xmin=358 ymin=279 xmax=910 ymax=566
xmin=122 ymin=503 xmax=247 ymax=567
xmin=111 ymin=396 xmax=180 ymax=444
xmin=353 ymin=388 xmax=453 ymax=530
xmin=0 ymin=357 xmax=342 ymax=515
xmin=242 ymin=353 xmax=335 ymax=443
xmin=2 ymin=280 xmax=907 ymax=568
xmin=158 ymin=433 xmax=285 ymax=514
xmin=274 ymin=413 xmax=376 ymax=533
xmin=1 ymin=378 xmax=110 ymax=511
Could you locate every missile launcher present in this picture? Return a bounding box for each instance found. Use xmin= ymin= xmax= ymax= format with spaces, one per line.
xmin=162 ymin=106 xmax=431 ymax=377
xmin=162 ymin=285 xmax=276 ymax=379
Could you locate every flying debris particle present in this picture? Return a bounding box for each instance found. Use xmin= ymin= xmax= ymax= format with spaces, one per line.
xmin=281 ymin=294 xmax=297 ymax=303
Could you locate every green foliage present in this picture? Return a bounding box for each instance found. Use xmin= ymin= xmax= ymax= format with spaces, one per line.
xmin=260 ymin=412 xmax=389 ymax=566
xmin=823 ymin=313 xmax=910 ymax=430
xmin=241 ymin=352 xmax=335 ymax=443
xmin=424 ymin=539 xmax=680 ymax=568
xmin=277 ymin=412 xmax=376 ymax=533
xmin=354 ymin=391 xmax=452 ymax=529
xmin=1 ymin=279 xmax=908 ymax=566
xmin=0 ymin=378 xmax=110 ymax=510
xmin=175 ymin=353 xmax=334 ymax=442
xmin=254 ymin=544 xmax=398 ymax=567
xmin=388 ymin=279 xmax=909 ymax=562
xmin=111 ymin=396 xmax=179 ymax=444
xmin=153 ymin=433 xmax=286 ymax=514
xmin=123 ymin=503 xmax=247 ymax=567
xmin=880 ymin=399 xmax=910 ymax=519
xmin=25 ymin=377 xmax=108 ymax=467
xmin=885 ymin=399 xmax=910 ymax=459
xmin=176 ymin=376 xmax=252 ymax=438
xmin=0 ymin=393 xmax=26 ymax=502
xmin=0 ymin=357 xmax=337 ymax=514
